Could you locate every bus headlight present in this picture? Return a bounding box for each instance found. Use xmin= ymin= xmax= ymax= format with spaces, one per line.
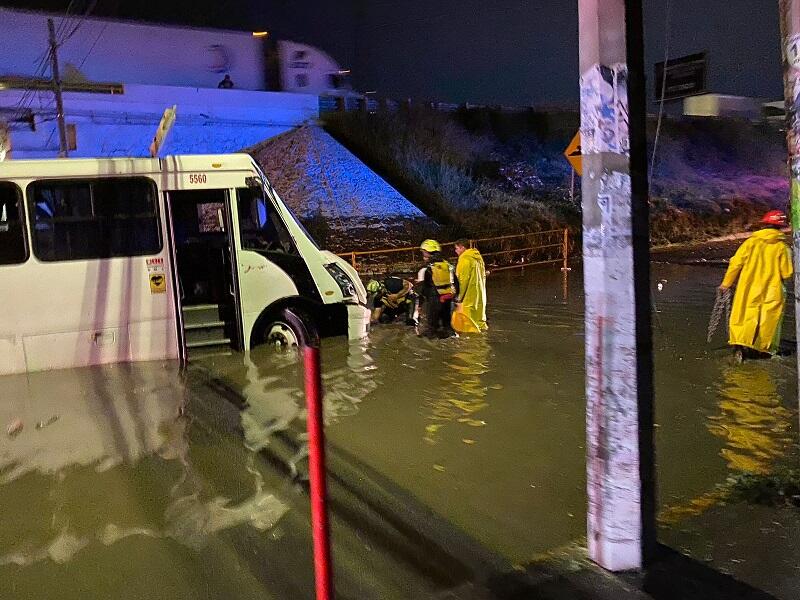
xmin=325 ymin=263 xmax=356 ymax=298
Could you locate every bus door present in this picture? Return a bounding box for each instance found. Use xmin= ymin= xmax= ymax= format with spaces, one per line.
xmin=166 ymin=189 xmax=242 ymax=358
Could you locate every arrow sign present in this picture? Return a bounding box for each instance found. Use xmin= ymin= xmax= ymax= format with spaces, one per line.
xmin=564 ymin=131 xmax=582 ymax=176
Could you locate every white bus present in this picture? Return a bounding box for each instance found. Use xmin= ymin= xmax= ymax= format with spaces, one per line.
xmin=0 ymin=154 xmax=370 ymax=375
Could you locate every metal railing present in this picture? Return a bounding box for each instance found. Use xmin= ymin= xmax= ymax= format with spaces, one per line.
xmin=338 ymin=228 xmax=571 ymax=276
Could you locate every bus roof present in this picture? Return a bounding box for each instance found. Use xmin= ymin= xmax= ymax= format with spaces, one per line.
xmin=0 ymin=154 xmax=257 ymax=180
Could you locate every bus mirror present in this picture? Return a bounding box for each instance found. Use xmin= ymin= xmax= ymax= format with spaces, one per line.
xmin=245 ymin=176 xmax=262 ymax=189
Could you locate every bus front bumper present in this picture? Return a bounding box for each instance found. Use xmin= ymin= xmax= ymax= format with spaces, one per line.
xmin=346 ymin=303 xmax=371 ymax=340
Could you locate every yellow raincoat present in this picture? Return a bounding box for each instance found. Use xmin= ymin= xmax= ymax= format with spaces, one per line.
xmin=453 ymin=248 xmax=488 ymax=333
xmin=721 ymin=228 xmax=793 ymax=354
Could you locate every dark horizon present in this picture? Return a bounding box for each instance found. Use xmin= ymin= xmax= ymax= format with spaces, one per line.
xmin=1 ymin=0 xmax=785 ymax=106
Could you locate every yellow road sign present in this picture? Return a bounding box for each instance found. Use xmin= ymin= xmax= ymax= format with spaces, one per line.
xmin=564 ymin=131 xmax=582 ymax=176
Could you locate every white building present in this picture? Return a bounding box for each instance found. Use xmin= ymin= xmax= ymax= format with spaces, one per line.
xmin=0 ymin=8 xmax=359 ymax=159
xmin=682 ymin=94 xmax=763 ymax=121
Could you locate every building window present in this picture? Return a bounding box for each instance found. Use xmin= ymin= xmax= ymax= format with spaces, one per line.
xmin=0 ymin=182 xmax=28 ymax=265
xmin=295 ymin=73 xmax=308 ymax=88
xmin=28 ymin=177 xmax=162 ymax=262
xmin=292 ymin=50 xmax=307 ymax=61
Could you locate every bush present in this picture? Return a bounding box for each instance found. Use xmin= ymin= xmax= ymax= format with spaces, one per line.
xmin=324 ymin=106 xmax=788 ymax=245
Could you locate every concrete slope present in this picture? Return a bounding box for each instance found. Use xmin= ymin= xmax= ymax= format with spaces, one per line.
xmin=247 ymin=125 xmax=425 ymax=225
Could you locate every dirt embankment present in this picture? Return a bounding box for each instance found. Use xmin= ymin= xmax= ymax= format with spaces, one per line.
xmin=323 ymin=107 xmax=788 ymax=250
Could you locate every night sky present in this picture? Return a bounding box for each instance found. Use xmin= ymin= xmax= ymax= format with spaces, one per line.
xmin=2 ymin=0 xmax=785 ymax=105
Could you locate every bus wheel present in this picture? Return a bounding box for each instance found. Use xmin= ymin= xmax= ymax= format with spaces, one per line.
xmin=263 ymin=308 xmax=309 ymax=351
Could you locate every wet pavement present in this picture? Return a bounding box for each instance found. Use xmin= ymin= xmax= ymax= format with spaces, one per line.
xmin=1 ymin=256 xmax=798 ymax=598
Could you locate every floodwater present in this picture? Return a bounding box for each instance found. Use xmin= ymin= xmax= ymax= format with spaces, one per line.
xmin=1 ymin=257 xmax=797 ymax=598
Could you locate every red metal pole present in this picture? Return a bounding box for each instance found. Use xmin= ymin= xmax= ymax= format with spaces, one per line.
xmin=303 ymin=344 xmax=333 ymax=600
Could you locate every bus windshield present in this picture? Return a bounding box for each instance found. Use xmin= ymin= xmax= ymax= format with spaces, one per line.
xmin=237 ymin=187 xmax=298 ymax=254
xmin=248 ymin=165 xmax=320 ymax=250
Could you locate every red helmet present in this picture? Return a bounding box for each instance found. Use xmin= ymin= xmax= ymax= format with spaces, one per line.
xmin=761 ymin=210 xmax=787 ymax=225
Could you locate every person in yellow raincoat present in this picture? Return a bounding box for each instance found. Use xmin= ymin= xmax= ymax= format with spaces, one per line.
xmin=452 ymin=240 xmax=488 ymax=333
xmin=719 ymin=210 xmax=793 ymax=358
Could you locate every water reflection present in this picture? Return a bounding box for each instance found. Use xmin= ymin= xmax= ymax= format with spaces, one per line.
xmin=319 ymin=336 xmax=379 ymax=422
xmin=659 ymin=360 xmax=794 ymax=525
xmin=708 ymin=363 xmax=793 ymax=474
xmin=218 ymin=339 xmax=380 ymax=477
xmin=0 ymin=363 xmax=185 ymax=483
xmin=0 ymin=362 xmax=289 ymax=570
xmin=239 ymin=352 xmax=304 ymax=453
xmin=163 ymin=453 xmax=288 ymax=552
xmin=422 ymin=335 xmax=492 ymax=445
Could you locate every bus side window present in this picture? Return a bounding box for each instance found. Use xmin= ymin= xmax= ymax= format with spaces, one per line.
xmin=0 ymin=182 xmax=27 ymax=265
xmin=28 ymin=178 xmax=161 ymax=262
xmin=236 ymin=187 xmax=296 ymax=255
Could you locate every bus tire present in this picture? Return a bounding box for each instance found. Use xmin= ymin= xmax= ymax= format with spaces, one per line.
xmin=261 ymin=307 xmax=313 ymax=351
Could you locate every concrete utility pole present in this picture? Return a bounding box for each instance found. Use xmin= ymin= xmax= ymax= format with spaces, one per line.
xmin=578 ymin=0 xmax=655 ymax=571
xmin=47 ymin=18 xmax=69 ymax=158
xmin=779 ymin=0 xmax=800 ymax=424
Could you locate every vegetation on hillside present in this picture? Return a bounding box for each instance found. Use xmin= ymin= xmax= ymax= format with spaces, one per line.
xmin=323 ymin=106 xmax=788 ymax=245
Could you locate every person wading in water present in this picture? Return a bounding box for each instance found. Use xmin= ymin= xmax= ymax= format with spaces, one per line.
xmin=719 ymin=210 xmax=793 ymax=361
xmin=416 ymin=239 xmax=458 ymax=339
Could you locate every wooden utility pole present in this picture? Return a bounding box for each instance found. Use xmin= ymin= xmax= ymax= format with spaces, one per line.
xmin=779 ymin=0 xmax=800 ymax=425
xmin=578 ymin=0 xmax=655 ymax=571
xmin=47 ymin=18 xmax=69 ymax=158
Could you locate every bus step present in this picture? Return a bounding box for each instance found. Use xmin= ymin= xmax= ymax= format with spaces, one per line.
xmin=186 ymin=338 xmax=232 ymax=350
xmin=185 ymin=321 xmax=228 ymax=345
xmin=188 ymin=348 xmax=234 ymax=361
xmin=182 ymin=304 xmax=222 ymax=327
xmin=182 ymin=304 xmax=220 ymax=312
xmin=184 ymin=320 xmax=226 ymax=330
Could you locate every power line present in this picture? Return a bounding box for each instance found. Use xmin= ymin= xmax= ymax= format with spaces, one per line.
xmin=55 ymin=0 xmax=80 ymax=42
xmin=59 ymin=0 xmax=100 ymax=46
xmin=9 ymin=49 xmax=52 ymax=121
xmin=78 ymin=21 xmax=108 ymax=70
xmin=9 ymin=1 xmax=100 ymax=128
xmin=8 ymin=0 xmax=79 ymax=121
xmin=650 ymin=0 xmax=671 ymax=178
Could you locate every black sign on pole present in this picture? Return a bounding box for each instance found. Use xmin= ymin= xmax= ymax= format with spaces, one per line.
xmin=654 ymin=52 xmax=707 ymax=102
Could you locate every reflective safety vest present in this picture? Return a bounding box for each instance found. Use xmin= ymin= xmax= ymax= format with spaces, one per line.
xmin=430 ymin=260 xmax=456 ymax=298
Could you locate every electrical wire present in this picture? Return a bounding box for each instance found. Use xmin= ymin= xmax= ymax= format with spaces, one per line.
xmin=77 ymin=21 xmax=108 ymax=70
xmin=8 ymin=1 xmax=99 ymax=127
xmin=8 ymin=0 xmax=77 ymax=120
xmin=59 ymin=0 xmax=99 ymax=46
xmin=55 ymin=0 xmax=79 ymax=42
xmin=650 ymin=0 xmax=671 ymax=178
xmin=8 ymin=50 xmax=52 ymax=121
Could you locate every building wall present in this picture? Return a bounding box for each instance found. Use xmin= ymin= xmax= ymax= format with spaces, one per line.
xmin=0 ymin=8 xmax=266 ymax=91
xmin=278 ymin=40 xmax=353 ymax=97
xmin=683 ymin=94 xmax=762 ymax=121
xmin=2 ymin=84 xmax=319 ymax=158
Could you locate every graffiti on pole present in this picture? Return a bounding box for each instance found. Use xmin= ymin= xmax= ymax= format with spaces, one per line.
xmin=579 ymin=63 xmax=630 ymax=157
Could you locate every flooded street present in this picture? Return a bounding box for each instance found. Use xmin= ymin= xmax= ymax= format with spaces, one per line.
xmin=0 ymin=364 xmax=456 ymax=599
xmin=1 ymin=258 xmax=797 ymax=598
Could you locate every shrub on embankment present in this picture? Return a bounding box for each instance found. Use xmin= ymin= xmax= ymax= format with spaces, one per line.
xmin=323 ymin=106 xmax=788 ymax=245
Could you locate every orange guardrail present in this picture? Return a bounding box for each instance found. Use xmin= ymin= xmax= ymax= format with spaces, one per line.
xmin=338 ymin=228 xmax=571 ymax=275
